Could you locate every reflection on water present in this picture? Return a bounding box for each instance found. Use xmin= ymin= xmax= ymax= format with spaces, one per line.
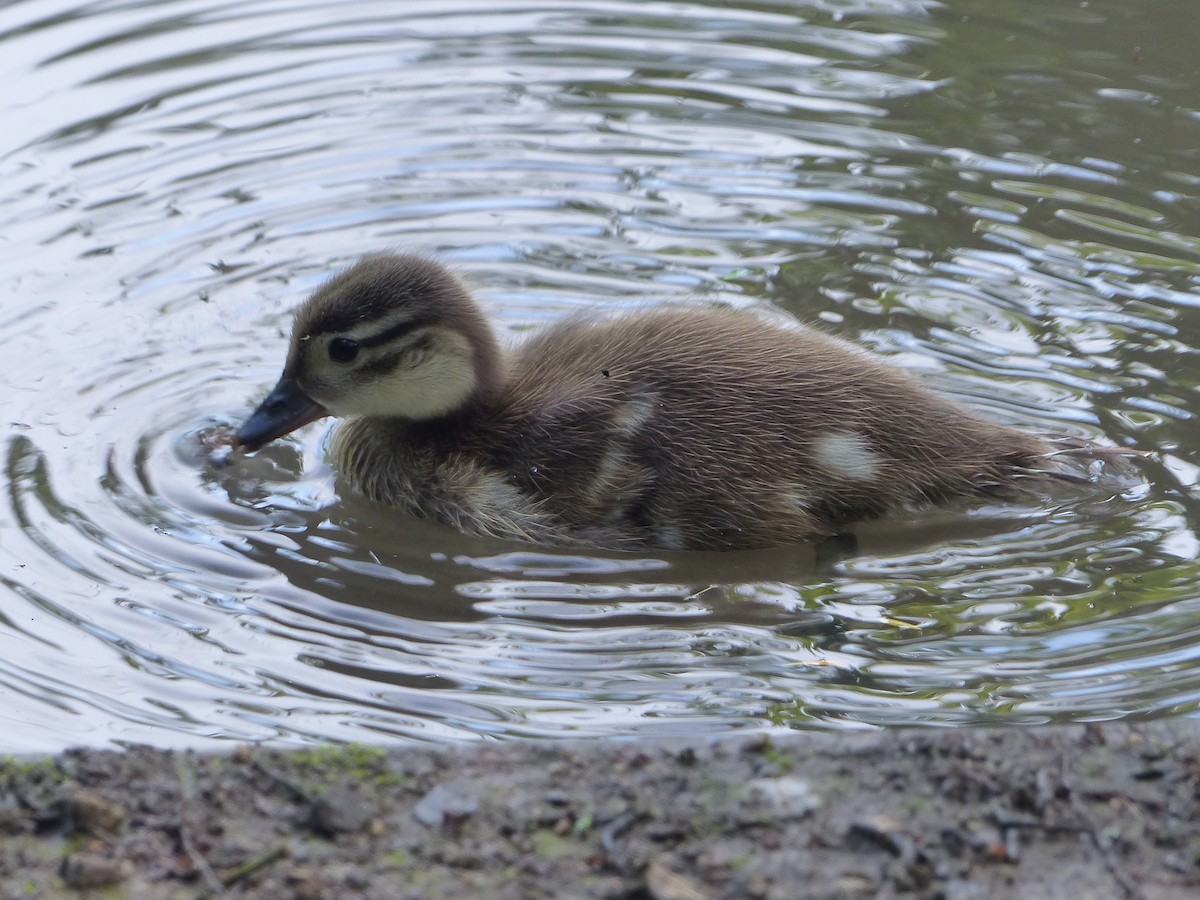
xmin=0 ymin=0 xmax=1198 ymax=752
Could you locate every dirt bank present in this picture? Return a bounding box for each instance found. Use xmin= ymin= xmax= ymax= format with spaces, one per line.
xmin=2 ymin=721 xmax=1199 ymax=898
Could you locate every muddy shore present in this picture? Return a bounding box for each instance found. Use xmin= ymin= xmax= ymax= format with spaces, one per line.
xmin=3 ymin=721 xmax=1198 ymax=898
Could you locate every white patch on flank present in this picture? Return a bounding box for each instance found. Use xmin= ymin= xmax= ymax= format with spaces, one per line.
xmin=813 ymin=431 xmax=881 ymax=481
xmin=591 ymin=445 xmax=628 ymax=499
xmin=611 ymin=393 xmax=658 ymax=437
xmin=784 ymin=489 xmax=816 ymax=512
xmin=654 ymin=524 xmax=686 ymax=551
xmin=468 ymin=470 xmax=526 ymax=514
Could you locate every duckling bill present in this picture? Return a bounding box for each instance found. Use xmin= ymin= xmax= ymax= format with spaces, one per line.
xmin=236 ymin=253 xmax=1098 ymax=551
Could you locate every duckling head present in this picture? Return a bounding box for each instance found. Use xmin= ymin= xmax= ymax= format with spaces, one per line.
xmin=236 ymin=254 xmax=502 ymax=452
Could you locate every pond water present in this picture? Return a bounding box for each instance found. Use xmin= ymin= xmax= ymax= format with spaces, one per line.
xmin=2 ymin=0 xmax=1199 ymax=753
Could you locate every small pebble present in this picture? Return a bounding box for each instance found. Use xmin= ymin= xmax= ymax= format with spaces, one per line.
xmin=66 ymin=790 xmax=126 ymax=835
xmin=746 ymin=777 xmax=821 ymax=819
xmin=309 ymin=786 xmax=371 ymax=836
xmin=60 ymin=853 xmax=129 ymax=889
xmin=413 ymin=782 xmax=479 ymax=828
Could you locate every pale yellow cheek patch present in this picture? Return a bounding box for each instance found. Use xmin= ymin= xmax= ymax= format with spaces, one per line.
xmin=813 ymin=431 xmax=881 ymax=481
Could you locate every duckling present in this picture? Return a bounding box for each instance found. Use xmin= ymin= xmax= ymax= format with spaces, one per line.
xmin=236 ymin=253 xmax=1097 ymax=551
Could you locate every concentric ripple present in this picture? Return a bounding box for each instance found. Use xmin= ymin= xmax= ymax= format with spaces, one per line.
xmin=1 ymin=0 xmax=1198 ymax=752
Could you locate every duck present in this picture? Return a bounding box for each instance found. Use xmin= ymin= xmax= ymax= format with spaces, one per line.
xmin=235 ymin=253 xmax=1108 ymax=551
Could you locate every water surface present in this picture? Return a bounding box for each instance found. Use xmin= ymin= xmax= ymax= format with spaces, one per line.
xmin=2 ymin=0 xmax=1199 ymax=752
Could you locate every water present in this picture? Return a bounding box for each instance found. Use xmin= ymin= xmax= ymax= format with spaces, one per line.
xmin=1 ymin=0 xmax=1198 ymax=753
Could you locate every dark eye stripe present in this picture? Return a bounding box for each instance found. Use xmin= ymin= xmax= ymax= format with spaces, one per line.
xmin=356 ymin=314 xmax=436 ymax=349
xmin=355 ymin=329 xmax=435 ymax=376
xmin=359 ymin=350 xmax=405 ymax=376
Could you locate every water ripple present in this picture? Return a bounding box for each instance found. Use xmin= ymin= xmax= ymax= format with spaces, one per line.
xmin=0 ymin=0 xmax=1196 ymax=752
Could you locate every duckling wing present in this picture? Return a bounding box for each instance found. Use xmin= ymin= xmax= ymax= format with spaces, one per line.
xmin=492 ymin=308 xmax=1054 ymax=550
xmin=493 ymin=311 xmax=852 ymax=547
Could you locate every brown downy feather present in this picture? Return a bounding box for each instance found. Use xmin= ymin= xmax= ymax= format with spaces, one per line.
xmin=236 ymin=254 xmax=1139 ymax=551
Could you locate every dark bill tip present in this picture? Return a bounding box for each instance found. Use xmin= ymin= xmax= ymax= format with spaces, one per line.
xmin=235 ymin=377 xmax=328 ymax=453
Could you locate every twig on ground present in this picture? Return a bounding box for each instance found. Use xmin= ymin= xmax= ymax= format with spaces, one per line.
xmin=173 ymin=755 xmax=225 ymax=897
xmin=220 ymin=844 xmax=290 ymax=888
xmin=1070 ymin=794 xmax=1145 ymax=900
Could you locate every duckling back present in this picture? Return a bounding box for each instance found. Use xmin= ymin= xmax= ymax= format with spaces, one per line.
xmin=333 ymin=306 xmax=1060 ymax=551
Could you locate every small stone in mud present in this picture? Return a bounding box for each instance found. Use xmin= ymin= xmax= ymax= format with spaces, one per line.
xmin=65 ymin=789 xmax=126 ymax=836
xmin=284 ymin=865 xmax=337 ymax=899
xmin=309 ymin=786 xmax=372 ymax=836
xmin=60 ymin=852 xmax=130 ymax=888
xmin=645 ymin=858 xmax=710 ymax=900
xmin=848 ymin=815 xmax=921 ymax=866
xmin=746 ymin=776 xmax=822 ymax=819
xmin=413 ymin=782 xmax=479 ymax=829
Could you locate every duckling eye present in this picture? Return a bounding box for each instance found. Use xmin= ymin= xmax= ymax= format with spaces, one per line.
xmin=328 ymin=337 xmax=360 ymax=364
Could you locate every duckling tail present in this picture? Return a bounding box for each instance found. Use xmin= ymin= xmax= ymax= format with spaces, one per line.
xmin=1025 ymin=438 xmax=1149 ymax=485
